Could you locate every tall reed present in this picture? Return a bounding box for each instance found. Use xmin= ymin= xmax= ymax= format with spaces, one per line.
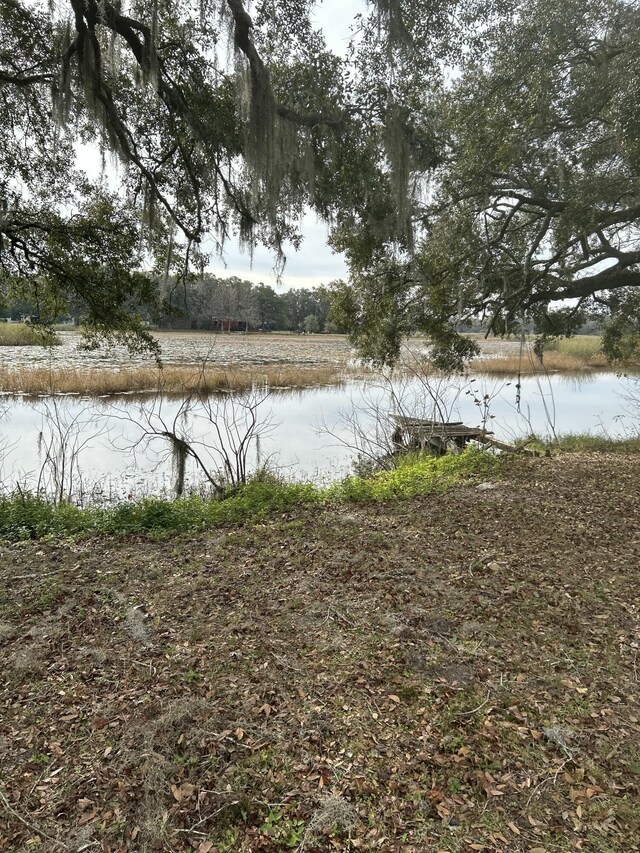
xmin=0 ymin=323 xmax=61 ymax=347
xmin=0 ymin=363 xmax=348 ymax=396
xmin=472 ymin=347 xmax=607 ymax=375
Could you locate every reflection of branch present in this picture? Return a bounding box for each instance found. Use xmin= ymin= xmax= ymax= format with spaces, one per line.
xmin=0 ymin=401 xmax=17 ymax=494
xmin=318 ymin=357 xmax=474 ymax=473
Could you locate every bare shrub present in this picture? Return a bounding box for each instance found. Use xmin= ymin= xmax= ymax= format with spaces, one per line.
xmin=112 ymin=364 xmax=276 ymax=497
xmin=32 ymin=398 xmax=108 ymax=504
xmin=319 ymin=356 xmax=477 ymax=473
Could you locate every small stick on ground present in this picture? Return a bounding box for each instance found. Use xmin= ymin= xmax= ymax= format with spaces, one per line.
xmin=0 ymin=787 xmax=68 ymax=849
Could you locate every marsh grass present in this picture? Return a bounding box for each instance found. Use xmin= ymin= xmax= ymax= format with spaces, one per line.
xmin=0 ymin=332 xmax=613 ymax=394
xmin=474 ymin=339 xmax=607 ymax=375
xmin=0 ymin=363 xmax=348 ymax=396
xmin=0 ymin=323 xmax=61 ymax=347
xmin=544 ymin=335 xmax=604 ymax=359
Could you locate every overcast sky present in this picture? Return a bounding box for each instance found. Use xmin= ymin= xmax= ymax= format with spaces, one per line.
xmin=206 ymin=210 xmax=347 ymax=289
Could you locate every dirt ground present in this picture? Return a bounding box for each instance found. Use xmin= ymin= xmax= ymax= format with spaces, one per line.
xmin=1 ymin=453 xmax=639 ymax=852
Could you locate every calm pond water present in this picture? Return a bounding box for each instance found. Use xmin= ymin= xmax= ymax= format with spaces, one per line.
xmin=0 ymin=371 xmax=636 ymax=501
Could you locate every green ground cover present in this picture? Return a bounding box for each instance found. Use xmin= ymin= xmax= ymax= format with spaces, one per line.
xmin=0 ymin=449 xmax=498 ymax=542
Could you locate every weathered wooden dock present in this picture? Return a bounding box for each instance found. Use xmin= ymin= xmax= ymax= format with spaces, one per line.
xmin=392 ymin=416 xmax=486 ymax=454
xmin=391 ymin=416 xmax=538 ymax=455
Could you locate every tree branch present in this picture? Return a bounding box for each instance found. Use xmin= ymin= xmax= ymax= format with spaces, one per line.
xmin=526 ymin=264 xmax=640 ymax=307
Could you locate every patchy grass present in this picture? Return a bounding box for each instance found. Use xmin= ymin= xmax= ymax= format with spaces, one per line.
xmin=515 ymin=433 xmax=640 ymax=456
xmin=542 ymin=433 xmax=640 ymax=454
xmin=0 ymin=449 xmax=494 ymax=541
xmin=0 ymin=481 xmax=318 ymax=541
xmin=472 ymin=336 xmax=609 ymax=376
xmin=0 ymin=322 xmax=60 ymax=347
xmin=326 ymin=448 xmax=499 ymax=502
xmin=1 ymin=452 xmax=639 ymax=850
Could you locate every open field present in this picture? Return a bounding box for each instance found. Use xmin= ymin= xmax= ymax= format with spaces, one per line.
xmin=0 ymin=332 xmax=359 ymax=395
xmin=1 ymin=451 xmax=639 ymax=850
xmin=0 ymin=331 xmax=354 ymax=371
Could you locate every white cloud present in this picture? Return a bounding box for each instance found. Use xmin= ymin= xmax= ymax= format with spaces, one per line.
xmin=206 ymin=211 xmax=348 ymax=290
xmin=312 ymin=0 xmax=364 ymax=54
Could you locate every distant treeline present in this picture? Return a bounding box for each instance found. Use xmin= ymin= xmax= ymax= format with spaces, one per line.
xmin=2 ymin=276 xmax=345 ymax=334
xmin=3 ymin=275 xmax=603 ymax=338
xmin=157 ymin=276 xmax=343 ymax=333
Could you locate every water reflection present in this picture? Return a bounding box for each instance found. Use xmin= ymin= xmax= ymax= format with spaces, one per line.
xmin=0 ymin=372 xmax=635 ymax=502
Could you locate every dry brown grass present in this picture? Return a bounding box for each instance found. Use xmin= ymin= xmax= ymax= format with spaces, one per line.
xmin=0 ymin=363 xmax=350 ymax=396
xmin=472 ymin=348 xmax=608 ymax=375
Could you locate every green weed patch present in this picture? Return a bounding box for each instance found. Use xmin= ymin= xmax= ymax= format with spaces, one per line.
xmin=0 ymin=449 xmax=497 ymax=542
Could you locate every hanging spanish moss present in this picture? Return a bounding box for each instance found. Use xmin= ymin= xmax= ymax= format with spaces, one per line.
xmin=141 ymin=182 xmax=157 ymax=234
xmin=220 ymin=0 xmax=328 ymax=254
xmin=169 ymin=434 xmax=189 ymax=498
xmin=384 ymin=99 xmax=413 ymax=250
xmin=106 ymin=20 xmax=119 ymax=79
xmin=52 ymin=21 xmax=73 ymax=126
xmin=163 ymin=229 xmax=174 ymax=290
xmin=219 ymin=0 xmax=237 ymax=72
xmin=371 ymin=0 xmax=413 ymax=55
xmin=146 ymin=0 xmax=160 ymax=88
xmin=79 ymin=34 xmax=107 ymax=134
xmin=244 ymin=62 xmax=279 ymax=208
xmin=234 ymin=55 xmax=316 ymax=263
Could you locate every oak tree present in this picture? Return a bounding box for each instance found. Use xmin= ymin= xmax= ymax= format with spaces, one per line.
xmin=4 ymin=0 xmax=637 ymax=365
xmin=333 ymin=0 xmax=640 ymax=367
